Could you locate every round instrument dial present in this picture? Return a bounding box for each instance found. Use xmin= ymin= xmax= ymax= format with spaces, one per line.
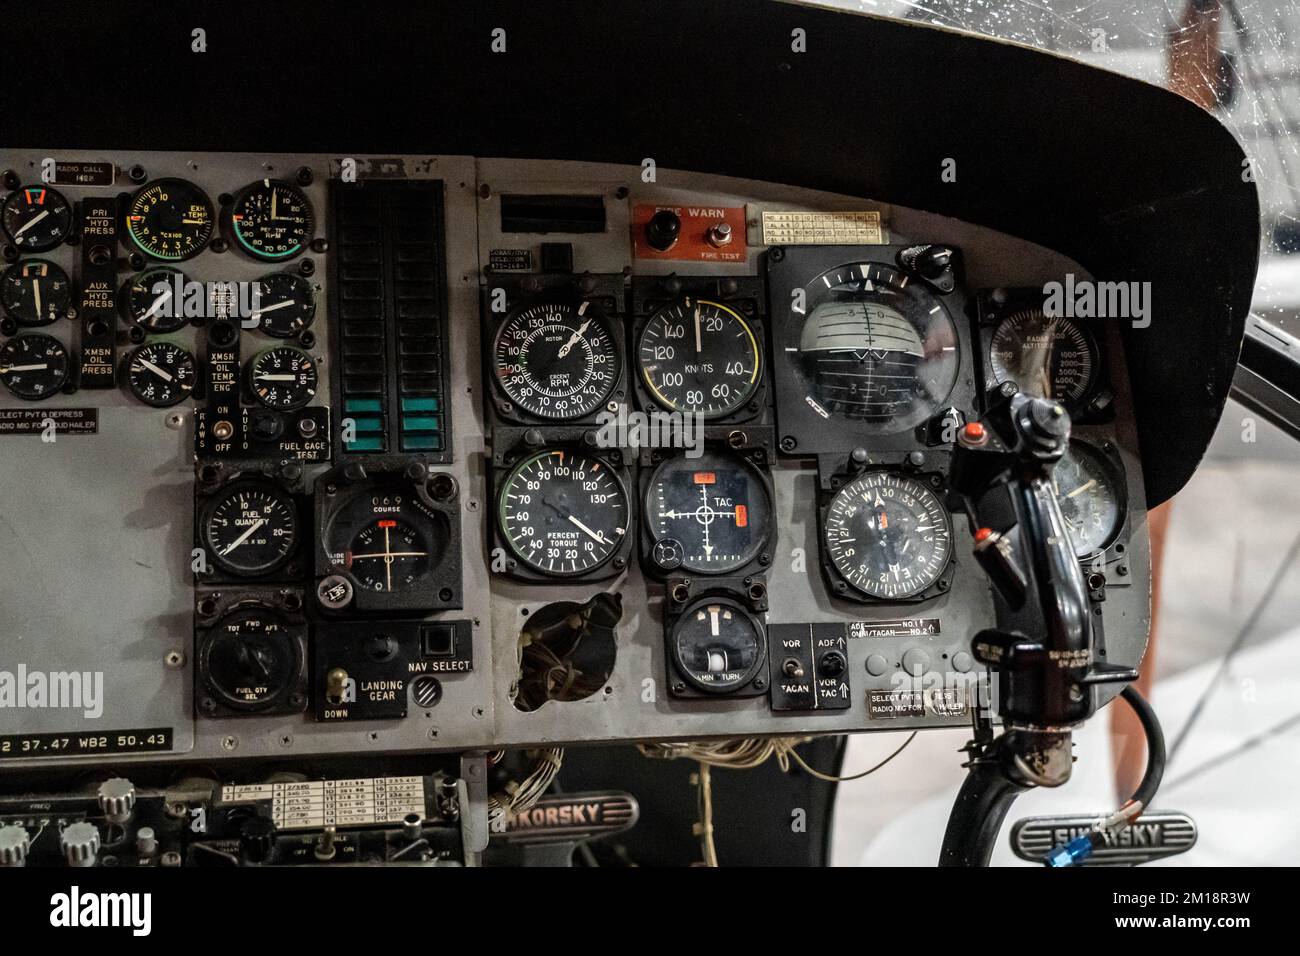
xmin=989 ymin=309 xmax=1099 ymax=409
xmin=324 ymin=488 xmax=445 ymax=595
xmin=125 ymin=178 xmax=215 ymax=261
xmin=201 ymin=480 xmax=299 ymax=577
xmin=498 ymin=449 xmax=629 ymax=577
xmin=824 ymin=471 xmax=953 ymax=599
xmin=199 ymin=605 xmax=300 ymax=710
xmin=252 ymin=271 xmax=316 ymax=337
xmin=671 ymin=597 xmax=766 ymax=694
xmin=2 ymin=259 xmax=72 ymax=326
xmin=248 ymin=346 xmax=317 ymax=410
xmin=646 ymin=451 xmax=773 ymax=574
xmin=0 ymin=333 xmax=68 ymax=400
xmin=228 ymin=179 xmax=314 ymax=261
xmin=1052 ymin=440 xmax=1125 ymax=558
xmin=121 ymin=267 xmax=189 ymax=333
xmin=2 ymin=186 xmax=73 ymax=252
xmin=637 ymin=298 xmax=760 ymax=418
xmin=493 ymin=301 xmax=619 ymax=420
xmin=125 ymin=341 xmax=197 ymax=407
xmin=795 ymin=263 xmax=959 ymax=434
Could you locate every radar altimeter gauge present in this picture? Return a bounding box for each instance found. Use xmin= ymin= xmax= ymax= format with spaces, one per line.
xmin=498 ymin=449 xmax=629 ymax=577
xmin=2 ymin=185 xmax=73 ymax=252
xmin=1052 ymin=440 xmax=1125 ymax=559
xmin=670 ymin=597 xmax=766 ymax=694
xmin=989 ymin=308 xmax=1099 ymax=410
xmin=645 ymin=451 xmax=773 ymax=574
xmin=794 ymin=262 xmax=959 ymax=435
xmin=823 ymin=471 xmax=953 ymax=600
xmin=636 ymin=297 xmax=760 ymax=418
xmin=492 ymin=301 xmax=620 ymax=420
xmin=200 ymin=479 xmax=300 ymax=578
xmin=2 ymin=260 xmax=72 ymax=326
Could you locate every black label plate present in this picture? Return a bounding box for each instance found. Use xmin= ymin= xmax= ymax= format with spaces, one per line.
xmin=0 ymin=727 xmax=172 ymax=759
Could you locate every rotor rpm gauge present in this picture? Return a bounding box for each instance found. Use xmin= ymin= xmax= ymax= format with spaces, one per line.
xmin=227 ymin=179 xmax=314 ymax=261
xmin=2 ymin=186 xmax=73 ymax=252
xmin=989 ymin=309 xmax=1099 ymax=409
xmin=125 ymin=178 xmax=215 ymax=261
xmin=0 ymin=333 xmax=69 ymax=400
xmin=796 ymin=263 xmax=959 ymax=434
xmin=637 ymin=298 xmax=760 ymax=418
xmin=498 ymin=449 xmax=629 ymax=577
xmin=201 ymin=480 xmax=300 ymax=577
xmin=1052 ymin=440 xmax=1125 ymax=558
xmin=252 ymin=272 xmax=316 ymax=337
xmin=125 ymin=341 xmax=197 ymax=407
xmin=824 ymin=471 xmax=953 ymax=600
xmin=671 ymin=597 xmax=766 ymax=694
xmin=248 ymin=346 xmax=317 ymax=410
xmin=646 ymin=451 xmax=773 ymax=574
xmin=493 ymin=301 xmax=619 ymax=420
xmin=2 ymin=260 xmax=72 ymax=326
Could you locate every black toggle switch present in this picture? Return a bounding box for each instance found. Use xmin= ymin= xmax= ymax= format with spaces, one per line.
xmin=645 ymin=209 xmax=681 ymax=251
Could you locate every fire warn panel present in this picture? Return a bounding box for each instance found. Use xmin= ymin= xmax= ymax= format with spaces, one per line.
xmin=632 ymin=204 xmax=747 ymax=262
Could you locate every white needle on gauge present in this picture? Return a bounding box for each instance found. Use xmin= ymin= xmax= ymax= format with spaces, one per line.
xmin=709 ymin=606 xmax=720 ymax=637
xmin=2 ymin=363 xmax=48 ymax=372
xmin=257 ymin=374 xmax=298 ymax=381
xmin=1066 ymin=479 xmax=1098 ymax=499
xmin=567 ymin=514 xmax=608 ymax=544
xmin=556 ymin=318 xmax=591 ymax=358
xmin=137 ymin=358 xmax=174 ymax=382
xmin=12 ymin=210 xmax=48 ymax=238
xmin=253 ymin=299 xmax=295 ymax=315
xmin=33 ymin=279 xmax=42 ymax=318
xmin=219 ymin=518 xmax=266 ymax=555
xmin=143 ymin=288 xmax=173 ymax=319
xmin=694 ymin=302 xmax=702 ymax=353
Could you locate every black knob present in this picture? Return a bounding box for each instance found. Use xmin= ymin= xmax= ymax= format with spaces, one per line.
xmin=915 ymin=245 xmax=953 ymax=279
xmin=819 ymin=651 xmax=847 ymax=677
xmin=240 ymin=816 xmax=277 ymax=864
xmin=646 ymin=210 xmax=681 ymax=251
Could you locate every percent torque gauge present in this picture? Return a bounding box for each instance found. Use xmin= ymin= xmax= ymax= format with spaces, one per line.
xmin=2 ymin=260 xmax=72 ymax=326
xmin=636 ymin=298 xmax=760 ymax=417
xmin=0 ymin=333 xmax=69 ymax=400
xmin=498 ymin=449 xmax=629 ymax=576
xmin=124 ymin=178 xmax=214 ymax=261
xmin=824 ymin=471 xmax=952 ymax=600
xmin=645 ymin=451 xmax=773 ymax=574
xmin=2 ymin=186 xmax=73 ymax=252
xmin=248 ymin=346 xmax=317 ymax=410
xmin=125 ymin=341 xmax=197 ymax=407
xmin=200 ymin=480 xmax=300 ymax=577
xmin=227 ymin=179 xmax=314 ymax=261
xmin=493 ymin=301 xmax=619 ymax=420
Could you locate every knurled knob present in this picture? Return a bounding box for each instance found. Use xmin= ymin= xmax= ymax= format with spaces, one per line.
xmin=0 ymin=824 xmax=31 ymax=867
xmin=97 ymin=777 xmax=137 ymax=823
xmin=60 ymin=821 xmax=101 ymax=867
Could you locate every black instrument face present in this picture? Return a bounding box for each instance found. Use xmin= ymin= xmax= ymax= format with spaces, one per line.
xmin=671 ymin=598 xmax=765 ymax=693
xmin=125 ymin=178 xmax=215 ymax=261
xmin=824 ymin=471 xmax=952 ymax=599
xmin=253 ymin=272 xmax=316 ymax=338
xmin=228 ymin=179 xmax=313 ymax=261
xmin=795 ymin=262 xmax=959 ymax=434
xmin=990 ymin=308 xmax=1099 ymax=409
xmin=325 ymin=489 xmax=443 ymax=594
xmin=122 ymin=267 xmax=189 ymax=333
xmin=0 ymin=333 xmax=68 ymax=400
xmin=637 ymin=297 xmax=760 ymax=418
xmin=493 ymin=301 xmax=619 ymax=420
xmin=498 ymin=449 xmax=628 ymax=576
xmin=2 ymin=259 xmax=72 ymax=326
xmin=248 ymin=346 xmax=317 ymax=410
xmin=202 ymin=480 xmax=299 ymax=577
xmin=200 ymin=605 xmax=298 ymax=709
xmin=1053 ymin=440 xmax=1125 ymax=558
xmin=2 ymin=186 xmax=72 ymax=252
xmin=126 ymin=341 xmax=197 ymax=407
xmin=646 ymin=452 xmax=772 ymax=574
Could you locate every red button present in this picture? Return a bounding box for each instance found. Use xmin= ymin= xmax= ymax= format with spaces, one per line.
xmin=962 ymin=422 xmax=986 ymax=442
